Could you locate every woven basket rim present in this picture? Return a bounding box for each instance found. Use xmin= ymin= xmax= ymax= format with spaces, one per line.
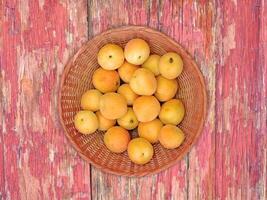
xmin=58 ymin=25 xmax=207 ymax=177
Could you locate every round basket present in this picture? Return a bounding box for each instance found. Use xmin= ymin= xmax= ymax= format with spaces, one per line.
xmin=59 ymin=26 xmax=207 ymax=177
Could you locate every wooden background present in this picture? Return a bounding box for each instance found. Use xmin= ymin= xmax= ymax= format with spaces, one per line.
xmin=0 ymin=0 xmax=266 ymax=199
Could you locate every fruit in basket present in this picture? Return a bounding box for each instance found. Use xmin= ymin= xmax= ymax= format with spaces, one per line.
xmin=159 ymin=99 xmax=185 ymax=125
xmin=118 ymin=61 xmax=139 ymax=83
xmin=74 ymin=111 xmax=98 ymax=134
xmin=141 ymin=54 xmax=160 ymax=76
xmin=80 ymin=89 xmax=102 ymax=111
xmin=155 ymin=75 xmax=178 ymax=102
xmin=124 ymin=38 xmax=150 ymax=65
xmin=138 ymin=119 xmax=163 ymax=144
xmin=117 ymin=108 xmax=138 ymax=130
xmin=117 ymin=84 xmax=139 ymax=105
xmin=96 ymin=111 xmax=116 ymax=131
xmin=133 ymin=96 xmax=160 ymax=122
xmin=158 ymin=125 xmax=185 ymax=149
xmin=99 ymin=92 xmax=127 ymax=119
xmin=97 ymin=44 xmax=124 ymax=70
xmin=129 ymin=68 xmax=157 ymax=95
xmin=104 ymin=126 xmax=130 ymax=153
xmin=73 ymin=37 xmax=187 ymax=164
xmin=127 ymin=138 xmax=154 ymax=165
xmin=92 ymin=68 xmax=120 ymax=93
xmin=159 ymin=52 xmax=183 ymax=79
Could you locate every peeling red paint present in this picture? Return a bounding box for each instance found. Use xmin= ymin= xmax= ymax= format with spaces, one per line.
xmin=89 ymin=1 xmax=215 ymax=199
xmin=23 ymin=0 xmax=68 ymax=60
xmin=1 ymin=0 xmax=266 ymax=199
xmin=2 ymin=0 xmax=21 ymax=199
xmin=72 ymin=162 xmax=90 ymax=195
xmin=1 ymin=0 xmax=89 ymax=199
xmin=216 ymin=1 xmax=267 ymax=199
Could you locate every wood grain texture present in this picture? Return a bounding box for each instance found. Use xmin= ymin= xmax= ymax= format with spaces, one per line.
xmin=215 ymin=0 xmax=267 ymax=199
xmin=0 ymin=0 xmax=90 ymax=199
xmin=1 ymin=0 xmax=266 ymax=199
xmin=88 ymin=0 xmax=216 ymax=199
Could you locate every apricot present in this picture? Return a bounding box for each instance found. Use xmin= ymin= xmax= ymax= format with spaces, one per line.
xmin=92 ymin=68 xmax=120 ymax=93
xmin=141 ymin=54 xmax=160 ymax=76
xmin=96 ymin=111 xmax=116 ymax=131
xmin=74 ymin=111 xmax=98 ymax=134
xmin=99 ymin=92 xmax=127 ymax=119
xmin=158 ymin=125 xmax=185 ymax=149
xmin=133 ymin=96 xmax=160 ymax=122
xmin=129 ymin=68 xmax=157 ymax=95
xmin=138 ymin=119 xmax=163 ymax=144
xmin=124 ymin=38 xmax=150 ymax=65
xmin=155 ymin=75 xmax=178 ymax=102
xmin=159 ymin=52 xmax=183 ymax=79
xmin=117 ymin=108 xmax=138 ymax=130
xmin=97 ymin=43 xmax=124 ymax=70
xmin=104 ymin=126 xmax=130 ymax=153
xmin=80 ymin=89 xmax=102 ymax=111
xmin=118 ymin=61 xmax=139 ymax=83
xmin=159 ymin=99 xmax=185 ymax=125
xmin=127 ymin=138 xmax=154 ymax=165
xmin=117 ymin=84 xmax=139 ymax=106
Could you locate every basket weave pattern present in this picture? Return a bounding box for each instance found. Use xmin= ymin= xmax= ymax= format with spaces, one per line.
xmin=59 ymin=26 xmax=207 ymax=176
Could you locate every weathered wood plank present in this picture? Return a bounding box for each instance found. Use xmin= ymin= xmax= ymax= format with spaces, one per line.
xmin=1 ymin=0 xmax=266 ymax=199
xmin=88 ymin=0 xmax=216 ymax=199
xmin=1 ymin=1 xmax=5 ymax=199
xmin=0 ymin=0 xmax=89 ymax=199
xmin=215 ymin=0 xmax=267 ymax=199
xmin=88 ymin=1 xmax=151 ymax=200
xmin=260 ymin=2 xmax=267 ymax=199
xmin=154 ymin=1 xmax=216 ymax=199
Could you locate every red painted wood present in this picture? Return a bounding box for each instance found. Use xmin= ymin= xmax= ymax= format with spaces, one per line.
xmin=159 ymin=1 xmax=216 ymax=199
xmin=1 ymin=0 xmax=266 ymax=199
xmin=0 ymin=0 xmax=89 ymax=199
xmin=0 ymin=0 xmax=5 ymax=193
xmin=89 ymin=1 xmax=215 ymax=199
xmin=215 ymin=0 xmax=267 ymax=199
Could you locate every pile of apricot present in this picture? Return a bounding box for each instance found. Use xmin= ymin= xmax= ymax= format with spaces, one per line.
xmin=74 ymin=38 xmax=185 ymax=165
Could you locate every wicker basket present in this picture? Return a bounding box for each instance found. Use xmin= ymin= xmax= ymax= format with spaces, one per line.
xmin=59 ymin=26 xmax=207 ymax=177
